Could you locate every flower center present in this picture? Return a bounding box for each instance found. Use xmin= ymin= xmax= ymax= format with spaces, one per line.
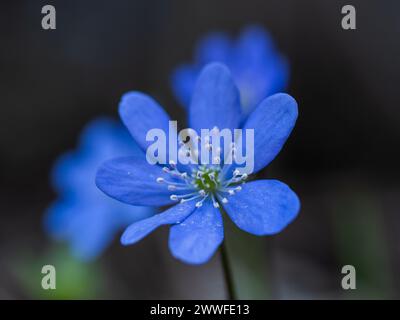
xmin=156 ymin=161 xmax=247 ymax=209
xmin=193 ymin=165 xmax=220 ymax=193
xmin=155 ymin=126 xmax=249 ymax=208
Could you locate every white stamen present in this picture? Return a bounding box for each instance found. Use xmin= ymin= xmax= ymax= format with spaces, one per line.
xmin=169 ymin=160 xmax=176 ymax=167
xmin=211 ymin=126 xmax=219 ymax=135
xmin=156 ymin=177 xmax=164 ymax=183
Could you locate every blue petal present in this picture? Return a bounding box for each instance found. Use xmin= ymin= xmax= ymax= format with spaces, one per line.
xmin=169 ymin=200 xmax=224 ymax=264
xmin=45 ymin=197 xmax=78 ymax=240
xmin=233 ymin=27 xmax=289 ymax=115
xmin=171 ymin=33 xmax=231 ymax=110
xmin=235 ymin=25 xmax=276 ymax=64
xmin=121 ymin=201 xmax=196 ymax=245
xmin=195 ymin=32 xmax=231 ymax=65
xmin=46 ymin=117 xmax=156 ymax=261
xmin=52 ymin=117 xmax=137 ymax=196
xmin=96 ymin=154 xmax=175 ymax=206
xmin=189 ymin=63 xmax=241 ymax=133
xmin=45 ymin=196 xmax=154 ymax=261
xmin=79 ymin=117 xmax=138 ymax=156
xmin=67 ymin=205 xmax=117 ymax=261
xmin=242 ymin=93 xmax=298 ymax=173
xmin=171 ymin=64 xmax=198 ymax=108
xmin=222 ymin=180 xmax=300 ymax=235
xmin=119 ymin=91 xmax=171 ymax=152
xmin=45 ymin=202 xmax=113 ymax=261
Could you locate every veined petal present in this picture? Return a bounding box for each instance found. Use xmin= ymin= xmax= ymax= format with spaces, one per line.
xmin=222 ymin=180 xmax=300 ymax=235
xmin=189 ymin=63 xmax=241 ymax=133
xmin=119 ymin=91 xmax=171 ymax=152
xmin=242 ymin=93 xmax=298 ymax=173
xmin=121 ymin=201 xmax=196 ymax=245
xmin=169 ymin=200 xmax=224 ymax=264
xmin=96 ymin=155 xmax=176 ymax=206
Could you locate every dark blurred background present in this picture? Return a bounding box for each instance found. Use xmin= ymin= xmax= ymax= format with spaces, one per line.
xmin=1 ymin=0 xmax=399 ymax=299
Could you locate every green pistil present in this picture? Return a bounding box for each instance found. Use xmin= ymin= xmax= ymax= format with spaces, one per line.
xmin=194 ymin=168 xmax=220 ymax=192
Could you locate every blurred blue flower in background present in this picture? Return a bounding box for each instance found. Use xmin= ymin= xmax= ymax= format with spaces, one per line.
xmin=96 ymin=63 xmax=300 ymax=265
xmin=172 ymin=25 xmax=289 ymax=117
xmin=44 ymin=118 xmax=154 ymax=261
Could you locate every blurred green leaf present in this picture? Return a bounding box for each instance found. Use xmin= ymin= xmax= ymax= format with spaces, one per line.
xmin=330 ymin=187 xmax=393 ymax=299
xmin=15 ymin=245 xmax=104 ymax=299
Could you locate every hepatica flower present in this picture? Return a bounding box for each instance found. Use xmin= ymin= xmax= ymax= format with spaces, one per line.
xmin=96 ymin=63 xmax=300 ymax=265
xmin=172 ymin=25 xmax=288 ymax=116
xmin=45 ymin=118 xmax=154 ymax=261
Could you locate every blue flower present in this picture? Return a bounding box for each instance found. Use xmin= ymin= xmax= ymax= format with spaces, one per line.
xmin=172 ymin=25 xmax=289 ymax=117
xmin=44 ymin=118 xmax=154 ymax=261
xmin=96 ymin=63 xmax=300 ymax=265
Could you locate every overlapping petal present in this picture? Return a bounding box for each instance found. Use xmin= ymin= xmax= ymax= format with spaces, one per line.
xmin=189 ymin=63 xmax=241 ymax=133
xmin=119 ymin=91 xmax=171 ymax=152
xmin=222 ymin=180 xmax=300 ymax=235
xmin=169 ymin=200 xmax=224 ymax=264
xmin=242 ymin=93 xmax=298 ymax=173
xmin=121 ymin=201 xmax=196 ymax=245
xmin=96 ymin=154 xmax=176 ymax=206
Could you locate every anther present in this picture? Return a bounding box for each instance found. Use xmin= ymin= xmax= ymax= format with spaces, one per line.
xmin=169 ymin=160 xmax=176 ymax=168
xmin=156 ymin=177 xmax=164 ymax=183
xmin=211 ymin=126 xmax=219 ymax=134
